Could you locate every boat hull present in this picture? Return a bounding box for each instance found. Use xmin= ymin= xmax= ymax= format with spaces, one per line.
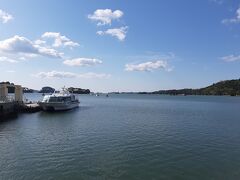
xmin=38 ymin=101 xmax=79 ymax=111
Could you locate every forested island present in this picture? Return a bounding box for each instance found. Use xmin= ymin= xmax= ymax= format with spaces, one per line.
xmin=39 ymin=87 xmax=55 ymax=93
xmin=68 ymin=87 xmax=90 ymax=94
xmin=38 ymin=86 xmax=91 ymax=94
xmin=151 ymin=79 xmax=240 ymax=96
xmin=111 ymin=79 xmax=240 ymax=96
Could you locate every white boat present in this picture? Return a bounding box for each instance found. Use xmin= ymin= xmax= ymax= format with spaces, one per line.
xmin=38 ymin=88 xmax=80 ymax=111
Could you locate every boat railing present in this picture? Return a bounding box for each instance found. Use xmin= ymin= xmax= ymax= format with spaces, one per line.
xmin=53 ymin=87 xmax=71 ymax=95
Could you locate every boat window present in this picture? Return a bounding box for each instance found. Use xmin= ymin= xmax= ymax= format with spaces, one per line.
xmin=49 ymin=97 xmax=58 ymax=102
xmin=63 ymin=97 xmax=71 ymax=101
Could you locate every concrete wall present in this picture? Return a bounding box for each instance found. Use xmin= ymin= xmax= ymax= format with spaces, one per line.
xmin=0 ymin=84 xmax=23 ymax=102
xmin=15 ymin=85 xmax=23 ymax=102
xmin=0 ymin=102 xmax=17 ymax=118
xmin=0 ymin=84 xmax=8 ymax=101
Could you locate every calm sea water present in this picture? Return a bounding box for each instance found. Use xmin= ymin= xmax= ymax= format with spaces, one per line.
xmin=1 ymin=94 xmax=240 ymax=180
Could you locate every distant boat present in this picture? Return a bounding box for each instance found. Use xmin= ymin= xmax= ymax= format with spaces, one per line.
xmin=38 ymin=87 xmax=80 ymax=111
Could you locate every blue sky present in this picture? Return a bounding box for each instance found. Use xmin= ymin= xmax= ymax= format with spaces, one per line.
xmin=0 ymin=0 xmax=240 ymax=92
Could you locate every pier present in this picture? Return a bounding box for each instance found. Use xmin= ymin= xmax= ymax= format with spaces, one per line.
xmin=22 ymin=103 xmax=42 ymax=113
xmin=0 ymin=84 xmax=42 ymax=120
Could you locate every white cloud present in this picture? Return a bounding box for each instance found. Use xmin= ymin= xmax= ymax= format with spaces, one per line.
xmin=97 ymin=26 xmax=128 ymax=41
xmin=88 ymin=9 xmax=123 ymax=26
xmin=126 ymin=52 xmax=176 ymax=63
xmin=6 ymin=70 xmax=15 ymax=73
xmin=34 ymin=39 xmax=46 ymax=45
xmin=0 ymin=9 xmax=13 ymax=23
xmin=18 ymin=54 xmax=38 ymax=61
xmin=19 ymin=57 xmax=26 ymax=61
xmin=35 ymin=71 xmax=77 ymax=78
xmin=0 ymin=36 xmax=36 ymax=53
xmin=23 ymin=53 xmax=38 ymax=59
xmin=41 ymin=32 xmax=79 ymax=48
xmin=96 ymin=31 xmax=104 ymax=36
xmin=37 ymin=45 xmax=63 ymax=58
xmin=222 ymin=7 xmax=240 ymax=24
xmin=221 ymin=54 xmax=240 ymax=62
xmin=0 ymin=35 xmax=63 ymax=58
xmin=125 ymin=60 xmax=170 ymax=72
xmin=25 ymin=53 xmax=38 ymax=58
xmin=63 ymin=58 xmax=102 ymax=66
xmin=0 ymin=56 xmax=18 ymax=63
xmin=34 ymin=71 xmax=111 ymax=79
xmin=78 ymin=72 xmax=111 ymax=79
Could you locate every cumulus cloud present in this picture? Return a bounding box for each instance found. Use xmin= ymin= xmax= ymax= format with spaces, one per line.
xmin=97 ymin=26 xmax=128 ymax=41
xmin=125 ymin=60 xmax=171 ymax=72
xmin=221 ymin=54 xmax=240 ymax=62
xmin=222 ymin=7 xmax=240 ymax=24
xmin=37 ymin=45 xmax=63 ymax=58
xmin=41 ymin=32 xmax=79 ymax=48
xmin=34 ymin=71 xmax=111 ymax=79
xmin=88 ymin=9 xmax=123 ymax=26
xmin=0 ymin=56 xmax=18 ymax=63
xmin=78 ymin=72 xmax=111 ymax=79
xmin=35 ymin=71 xmax=77 ymax=78
xmin=0 ymin=9 xmax=13 ymax=23
xmin=0 ymin=35 xmax=63 ymax=58
xmin=63 ymin=58 xmax=102 ymax=67
xmin=34 ymin=39 xmax=46 ymax=45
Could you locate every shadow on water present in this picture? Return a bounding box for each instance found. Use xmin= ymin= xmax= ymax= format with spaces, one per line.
xmin=0 ymin=113 xmax=18 ymax=123
xmin=37 ymin=106 xmax=91 ymax=118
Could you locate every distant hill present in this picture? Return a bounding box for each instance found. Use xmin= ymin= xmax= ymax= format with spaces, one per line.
xmin=39 ymin=87 xmax=55 ymax=93
xmin=68 ymin=87 xmax=90 ymax=94
xmin=200 ymin=79 xmax=240 ymax=96
xmin=38 ymin=87 xmax=90 ymax=94
xmin=23 ymin=87 xmax=38 ymax=93
xmin=152 ymin=79 xmax=240 ymax=96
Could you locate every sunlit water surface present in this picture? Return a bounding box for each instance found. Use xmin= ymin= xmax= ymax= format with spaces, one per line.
xmin=1 ymin=94 xmax=240 ymax=179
